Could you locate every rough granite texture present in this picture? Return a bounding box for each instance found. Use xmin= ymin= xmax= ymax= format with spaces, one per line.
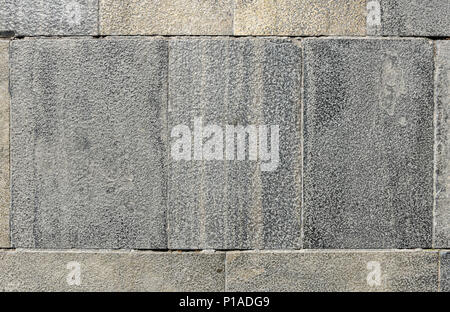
xmin=378 ymin=0 xmax=450 ymax=37
xmin=0 ymin=40 xmax=9 ymax=247
xmin=441 ymin=251 xmax=450 ymax=292
xmin=435 ymin=41 xmax=450 ymax=249
xmin=234 ymin=0 xmax=366 ymax=36
xmin=0 ymin=250 xmax=225 ymax=291
xmin=303 ymin=38 xmax=434 ymax=249
xmin=168 ymin=38 xmax=302 ymax=249
xmin=10 ymin=38 xmax=168 ymax=249
xmin=226 ymin=251 xmax=439 ymax=292
xmin=0 ymin=0 xmax=98 ymax=36
xmin=100 ymin=0 xmax=233 ymax=35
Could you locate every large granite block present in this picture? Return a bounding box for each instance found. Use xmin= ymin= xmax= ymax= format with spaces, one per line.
xmin=371 ymin=0 xmax=450 ymax=36
xmin=435 ymin=41 xmax=450 ymax=249
xmin=303 ymin=38 xmax=434 ymax=249
xmin=226 ymin=251 xmax=439 ymax=292
xmin=234 ymin=0 xmax=366 ymax=36
xmin=100 ymin=0 xmax=233 ymax=35
xmin=168 ymin=38 xmax=302 ymax=249
xmin=0 ymin=0 xmax=98 ymax=36
xmin=441 ymin=251 xmax=450 ymax=292
xmin=0 ymin=250 xmax=225 ymax=291
xmin=10 ymin=38 xmax=168 ymax=249
xmin=0 ymin=40 xmax=9 ymax=247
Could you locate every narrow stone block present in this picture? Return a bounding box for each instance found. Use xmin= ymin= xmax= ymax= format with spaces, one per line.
xmin=0 ymin=40 xmax=9 ymax=247
xmin=226 ymin=251 xmax=439 ymax=292
xmin=303 ymin=38 xmax=434 ymax=249
xmin=441 ymin=251 xmax=450 ymax=292
xmin=100 ymin=0 xmax=233 ymax=35
xmin=370 ymin=0 xmax=450 ymax=36
xmin=435 ymin=41 xmax=450 ymax=249
xmin=168 ymin=38 xmax=302 ymax=249
xmin=234 ymin=0 xmax=366 ymax=36
xmin=0 ymin=0 xmax=98 ymax=36
xmin=10 ymin=38 xmax=168 ymax=249
xmin=0 ymin=250 xmax=225 ymax=291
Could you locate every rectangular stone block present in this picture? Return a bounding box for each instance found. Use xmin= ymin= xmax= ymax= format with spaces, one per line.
xmin=0 ymin=40 xmax=9 ymax=247
xmin=0 ymin=0 xmax=98 ymax=36
xmin=303 ymin=38 xmax=434 ymax=249
xmin=435 ymin=41 xmax=450 ymax=249
xmin=234 ymin=0 xmax=366 ymax=36
xmin=0 ymin=250 xmax=225 ymax=291
xmin=168 ymin=38 xmax=302 ymax=249
xmin=100 ymin=0 xmax=233 ymax=35
xmin=226 ymin=251 xmax=439 ymax=292
xmin=10 ymin=38 xmax=168 ymax=249
xmin=440 ymin=251 xmax=450 ymax=292
xmin=373 ymin=0 xmax=450 ymax=36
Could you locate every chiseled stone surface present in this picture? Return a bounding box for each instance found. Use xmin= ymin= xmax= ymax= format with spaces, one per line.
xmin=303 ymin=38 xmax=434 ymax=249
xmin=435 ymin=41 xmax=450 ymax=249
xmin=0 ymin=250 xmax=225 ymax=291
xmin=234 ymin=0 xmax=366 ymax=36
xmin=441 ymin=251 xmax=450 ymax=292
xmin=0 ymin=0 xmax=98 ymax=36
xmin=0 ymin=41 xmax=9 ymax=247
xmin=100 ymin=0 xmax=233 ymax=35
xmin=168 ymin=38 xmax=302 ymax=249
xmin=226 ymin=251 xmax=439 ymax=292
xmin=377 ymin=0 xmax=450 ymax=36
xmin=10 ymin=38 xmax=168 ymax=249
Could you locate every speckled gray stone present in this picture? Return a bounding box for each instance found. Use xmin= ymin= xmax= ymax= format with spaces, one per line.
xmin=376 ymin=0 xmax=450 ymax=36
xmin=303 ymin=38 xmax=434 ymax=249
xmin=10 ymin=38 xmax=168 ymax=249
xmin=0 ymin=0 xmax=98 ymax=36
xmin=226 ymin=251 xmax=439 ymax=292
xmin=0 ymin=40 xmax=9 ymax=247
xmin=440 ymin=251 xmax=450 ymax=292
xmin=168 ymin=38 xmax=302 ymax=249
xmin=435 ymin=41 xmax=450 ymax=249
xmin=0 ymin=250 xmax=225 ymax=291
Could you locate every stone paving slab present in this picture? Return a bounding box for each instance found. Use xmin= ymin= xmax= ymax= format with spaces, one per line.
xmin=168 ymin=38 xmax=302 ymax=250
xmin=0 ymin=0 xmax=98 ymax=36
xmin=0 ymin=40 xmax=9 ymax=247
xmin=234 ymin=0 xmax=366 ymax=36
xmin=435 ymin=41 xmax=450 ymax=249
xmin=303 ymin=38 xmax=434 ymax=249
xmin=0 ymin=250 xmax=225 ymax=292
xmin=100 ymin=0 xmax=233 ymax=36
xmin=226 ymin=250 xmax=439 ymax=292
xmin=10 ymin=38 xmax=168 ymax=249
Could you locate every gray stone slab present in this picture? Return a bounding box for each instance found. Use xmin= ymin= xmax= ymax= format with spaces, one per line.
xmin=0 ymin=250 xmax=225 ymax=291
xmin=0 ymin=40 xmax=9 ymax=247
xmin=0 ymin=0 xmax=98 ymax=36
xmin=373 ymin=0 xmax=450 ymax=36
xmin=10 ymin=38 xmax=168 ymax=249
xmin=303 ymin=38 xmax=434 ymax=249
xmin=440 ymin=251 xmax=450 ymax=292
xmin=168 ymin=38 xmax=302 ymax=249
xmin=226 ymin=251 xmax=439 ymax=292
xmin=435 ymin=41 xmax=450 ymax=249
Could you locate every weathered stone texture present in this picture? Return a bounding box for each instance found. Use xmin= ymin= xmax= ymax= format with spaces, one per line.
xmin=234 ymin=0 xmax=366 ymax=36
xmin=441 ymin=251 xmax=450 ymax=292
xmin=168 ymin=38 xmax=302 ymax=249
xmin=0 ymin=0 xmax=98 ymax=36
xmin=0 ymin=250 xmax=225 ymax=291
xmin=435 ymin=41 xmax=450 ymax=249
xmin=10 ymin=38 xmax=168 ymax=249
xmin=226 ymin=251 xmax=439 ymax=292
xmin=0 ymin=40 xmax=9 ymax=247
xmin=100 ymin=0 xmax=233 ymax=35
xmin=377 ymin=0 xmax=450 ymax=37
xmin=303 ymin=38 xmax=434 ymax=249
